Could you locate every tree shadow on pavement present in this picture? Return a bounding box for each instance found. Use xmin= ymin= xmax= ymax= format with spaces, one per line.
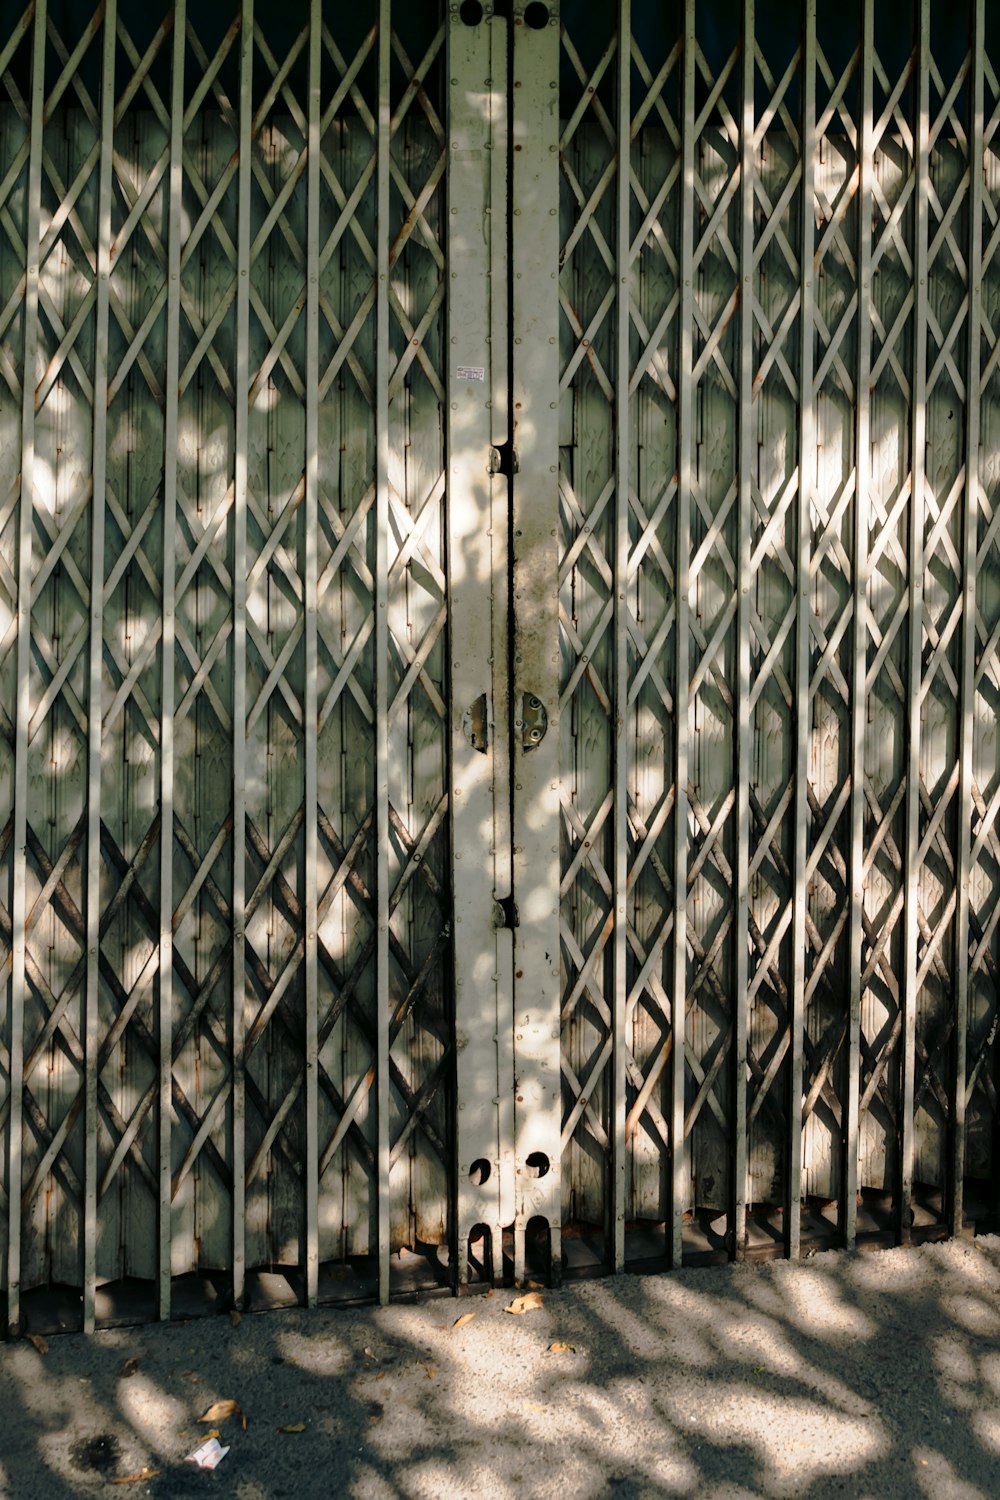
xmin=2 ymin=1236 xmax=1000 ymax=1499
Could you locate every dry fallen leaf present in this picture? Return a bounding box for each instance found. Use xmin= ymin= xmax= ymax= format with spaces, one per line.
xmin=229 ymin=1310 xmax=241 ymax=1328
xmin=27 ymin=1334 xmax=48 ymax=1355
xmin=119 ymin=1357 xmax=139 ymax=1378
xmin=548 ymin=1341 xmax=576 ymax=1353
xmin=525 ymin=1280 xmax=544 ymax=1291
xmin=110 ymin=1468 xmax=160 ymax=1485
xmin=202 ymin=1429 xmax=221 ymax=1441
xmin=375 ymin=1371 xmax=387 ymax=1382
xmin=276 ymin=1423 xmax=305 ymax=1434
xmin=505 ymin=1292 xmax=543 ymax=1316
xmin=483 ymin=1287 xmax=495 ymax=1299
xmin=417 ymin=1362 xmax=436 ymax=1379
xmin=199 ymin=1398 xmax=246 ymax=1430
xmin=523 ymin=1400 xmax=545 ymax=1413
xmin=453 ymin=1311 xmax=477 ymax=1329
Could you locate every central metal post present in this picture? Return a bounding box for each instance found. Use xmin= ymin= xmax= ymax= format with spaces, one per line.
xmin=447 ymin=5 xmax=514 ymax=1289
xmin=510 ymin=0 xmax=562 ymax=1286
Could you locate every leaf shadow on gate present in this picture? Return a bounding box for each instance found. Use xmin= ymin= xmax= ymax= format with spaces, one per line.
xmin=3 ymin=1235 xmax=1000 ymax=1498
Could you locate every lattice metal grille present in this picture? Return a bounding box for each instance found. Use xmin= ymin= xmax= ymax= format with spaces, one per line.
xmin=557 ymin=5 xmax=623 ymax=1238
xmin=3 ymin=0 xmax=1000 ymax=1330
xmin=742 ymin=7 xmax=804 ymax=1226
xmin=857 ymin=11 xmax=916 ymax=1217
xmin=0 ymin=0 xmax=452 ymax=1331
xmin=552 ymin=0 xmax=998 ymax=1268
xmin=967 ymin=20 xmax=1000 ymax=1218
xmin=799 ymin=7 xmax=860 ymax=1224
xmin=908 ymin=10 xmax=970 ymax=1209
xmin=682 ymin=7 xmax=742 ymax=1251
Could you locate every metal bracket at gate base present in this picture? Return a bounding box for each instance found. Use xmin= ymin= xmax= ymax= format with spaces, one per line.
xmin=518 ymin=692 xmax=548 ymax=751
xmin=462 ymin=693 xmax=489 ymax=753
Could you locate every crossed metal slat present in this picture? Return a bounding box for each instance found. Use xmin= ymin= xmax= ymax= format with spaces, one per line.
xmin=966 ymin=46 xmax=1000 ymax=1189
xmin=557 ymin=17 xmax=698 ymax=1207
xmin=797 ymin=33 xmax=864 ymax=1202
xmin=4 ymin=7 xmax=112 ymax=1282
xmin=739 ymin=28 xmax=807 ymax=1186
xmin=557 ymin=15 xmax=619 ymax=1196
xmin=677 ymin=31 xmax=747 ymax=1189
xmin=310 ymin=11 xmax=452 ymax=1253
xmin=854 ymin=26 xmax=977 ymax=1219
xmin=0 ymin=0 xmax=453 ymax=1313
xmin=901 ymin=34 xmax=978 ymax=1179
xmin=855 ymin=35 xmax=922 ymax=1177
xmin=554 ymin=3 xmax=998 ymax=1256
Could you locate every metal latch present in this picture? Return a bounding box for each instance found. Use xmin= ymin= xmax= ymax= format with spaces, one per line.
xmin=488 ymin=442 xmax=517 ymax=476
xmin=519 ymin=692 xmax=548 ymax=751
xmin=492 ymin=894 xmax=519 ymax=930
xmin=462 ymin=693 xmax=488 ymax=753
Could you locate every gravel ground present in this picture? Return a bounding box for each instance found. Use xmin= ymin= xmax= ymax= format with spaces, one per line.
xmin=3 ymin=1236 xmax=1000 ymax=1499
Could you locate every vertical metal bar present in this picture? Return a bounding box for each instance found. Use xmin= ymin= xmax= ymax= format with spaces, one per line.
xmin=488 ymin=17 xmax=515 ymax=1257
xmin=845 ymin=0 xmax=874 ymax=1251
xmin=303 ymin=0 xmax=321 ymax=1307
xmin=82 ymin=0 xmax=118 ymax=1334
xmin=733 ymin=0 xmax=754 ymax=1260
xmin=7 ymin=0 xmax=47 ymax=1340
xmin=953 ymin=0 xmax=985 ymax=1238
xmin=489 ymin=17 xmax=509 ymax=454
xmin=788 ymin=0 xmax=815 ymax=1262
xmin=611 ymin=0 xmax=631 ymax=1275
xmin=158 ymin=0 xmax=186 ymax=1325
xmin=900 ymin=0 xmax=929 ymax=1244
xmin=232 ymin=0 xmax=253 ymax=1308
xmin=671 ymin=0 xmax=695 ymax=1269
xmin=510 ymin=0 xmax=561 ymax=1282
xmin=375 ymin=0 xmax=391 ymax=1307
xmin=447 ymin=7 xmax=505 ymax=1289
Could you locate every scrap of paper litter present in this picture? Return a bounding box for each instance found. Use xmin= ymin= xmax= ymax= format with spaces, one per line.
xmin=185 ymin=1437 xmax=230 ymax=1470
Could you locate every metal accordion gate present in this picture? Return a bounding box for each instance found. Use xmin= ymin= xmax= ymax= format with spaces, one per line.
xmin=2 ymin=0 xmax=1000 ymax=1334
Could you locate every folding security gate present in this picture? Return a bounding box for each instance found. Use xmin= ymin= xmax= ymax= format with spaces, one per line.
xmin=2 ymin=0 xmax=1000 ymax=1334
